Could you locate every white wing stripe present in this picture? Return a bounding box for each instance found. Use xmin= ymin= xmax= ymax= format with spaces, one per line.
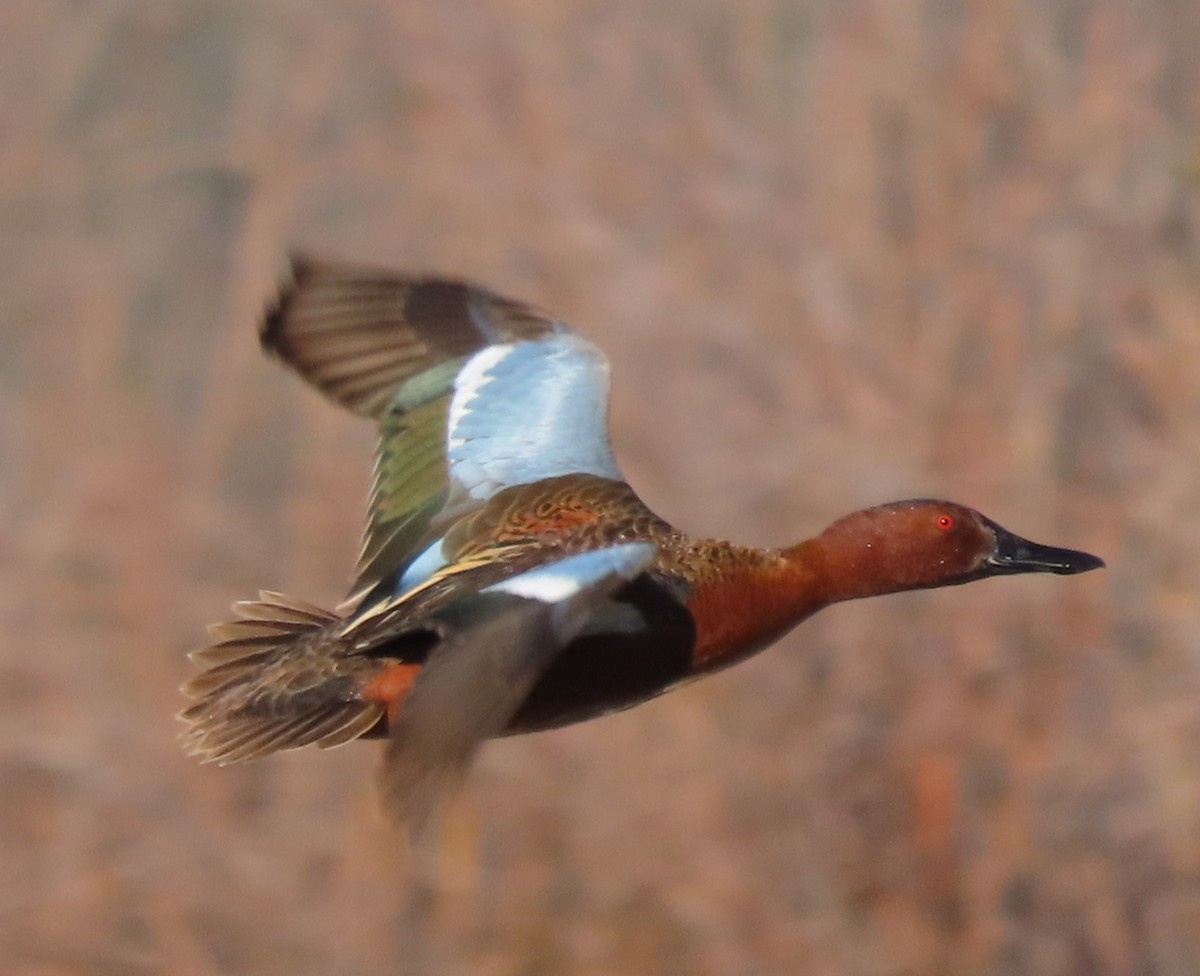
xmin=446 ymin=345 xmax=511 ymax=449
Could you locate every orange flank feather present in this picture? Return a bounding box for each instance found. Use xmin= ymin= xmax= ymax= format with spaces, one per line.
xmin=362 ymin=662 xmax=422 ymax=722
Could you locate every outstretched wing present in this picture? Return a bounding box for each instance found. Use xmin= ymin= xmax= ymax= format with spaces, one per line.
xmin=262 ymin=256 xmax=624 ymax=603
xmin=377 ymin=542 xmax=657 ymax=834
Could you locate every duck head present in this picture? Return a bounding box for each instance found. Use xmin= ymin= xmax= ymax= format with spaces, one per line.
xmin=810 ymin=500 xmax=1104 ymax=604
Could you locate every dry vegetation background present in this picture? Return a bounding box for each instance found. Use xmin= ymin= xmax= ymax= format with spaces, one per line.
xmin=1 ymin=1 xmax=1198 ymax=974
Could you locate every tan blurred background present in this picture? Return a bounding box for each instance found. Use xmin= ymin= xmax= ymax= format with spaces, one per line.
xmin=2 ymin=1 xmax=1198 ymax=973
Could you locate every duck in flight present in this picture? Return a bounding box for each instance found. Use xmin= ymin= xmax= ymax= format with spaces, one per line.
xmin=180 ymin=256 xmax=1104 ymax=830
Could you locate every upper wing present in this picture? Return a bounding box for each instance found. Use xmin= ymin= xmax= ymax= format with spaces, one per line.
xmin=445 ymin=333 xmax=622 ymax=502
xmin=261 ymin=256 xmax=623 ymax=602
xmin=261 ymin=255 xmax=561 ymax=419
xmin=376 ymin=542 xmax=656 ymax=835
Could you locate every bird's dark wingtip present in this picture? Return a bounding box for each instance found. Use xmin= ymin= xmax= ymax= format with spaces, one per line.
xmin=260 ymin=252 xmax=320 ymax=354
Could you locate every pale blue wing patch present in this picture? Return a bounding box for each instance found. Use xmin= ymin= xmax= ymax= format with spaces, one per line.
xmin=484 ymin=542 xmax=656 ymax=636
xmin=393 ymin=538 xmax=450 ymax=595
xmin=446 ymin=335 xmax=623 ymax=500
xmin=482 ymin=541 xmax=655 ymax=601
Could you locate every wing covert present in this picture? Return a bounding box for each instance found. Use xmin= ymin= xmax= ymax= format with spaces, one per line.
xmin=446 ymin=334 xmax=622 ymax=502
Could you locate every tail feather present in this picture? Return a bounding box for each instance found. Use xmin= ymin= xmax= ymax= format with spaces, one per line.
xmin=187 ymin=640 xmax=276 ymax=669
xmin=179 ymin=592 xmax=385 ymax=765
xmin=179 ymin=655 xmax=274 ymax=700
xmin=202 ymin=621 xmax=319 ymax=644
xmin=198 ymin=591 xmax=336 ymax=641
xmin=191 ymin=703 xmax=381 ymax=765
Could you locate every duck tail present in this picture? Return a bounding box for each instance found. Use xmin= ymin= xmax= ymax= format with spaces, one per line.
xmin=178 ymin=591 xmax=386 ymax=765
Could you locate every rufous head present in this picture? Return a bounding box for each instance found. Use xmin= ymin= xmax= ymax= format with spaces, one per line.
xmin=811 ymin=500 xmax=1104 ymax=604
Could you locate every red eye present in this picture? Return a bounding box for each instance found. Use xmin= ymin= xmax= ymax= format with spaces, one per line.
xmin=935 ymin=514 xmax=955 ymax=531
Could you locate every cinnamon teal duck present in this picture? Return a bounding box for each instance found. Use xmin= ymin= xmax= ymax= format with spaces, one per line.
xmin=180 ymin=256 xmax=1105 ymax=828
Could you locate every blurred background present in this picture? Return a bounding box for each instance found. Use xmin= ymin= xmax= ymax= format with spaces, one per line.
xmin=1 ymin=1 xmax=1197 ymax=973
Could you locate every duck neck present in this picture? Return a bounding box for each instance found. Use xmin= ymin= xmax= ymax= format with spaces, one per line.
xmin=779 ymin=538 xmax=880 ymax=608
xmin=684 ymin=541 xmax=828 ymax=671
xmin=781 ymin=512 xmax=923 ymax=607
xmin=686 ymin=523 xmax=920 ymax=672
